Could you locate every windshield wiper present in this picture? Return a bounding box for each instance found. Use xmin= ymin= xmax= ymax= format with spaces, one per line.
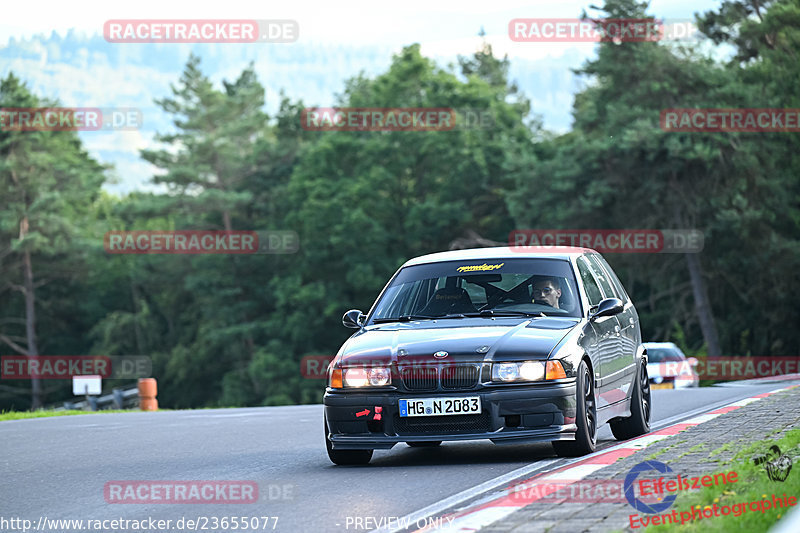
xmin=372 ymin=314 xmax=466 ymax=323
xmin=465 ymin=310 xmax=545 ymax=318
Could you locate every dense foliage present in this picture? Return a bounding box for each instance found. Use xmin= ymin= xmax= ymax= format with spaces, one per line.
xmin=2 ymin=0 xmax=798 ymax=410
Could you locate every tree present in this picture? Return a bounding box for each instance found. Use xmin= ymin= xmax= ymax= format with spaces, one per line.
xmin=506 ymin=0 xmax=800 ymax=356
xmin=280 ymin=44 xmax=538 ymax=360
xmin=0 ymin=73 xmax=106 ymax=408
xmin=696 ymin=0 xmax=800 ymax=355
xmin=89 ymin=60 xmax=314 ymax=408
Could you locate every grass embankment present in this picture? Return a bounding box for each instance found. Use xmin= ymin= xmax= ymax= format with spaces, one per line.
xmin=0 ymin=409 xmax=135 ymax=421
xmin=649 ymin=428 xmax=800 ymax=532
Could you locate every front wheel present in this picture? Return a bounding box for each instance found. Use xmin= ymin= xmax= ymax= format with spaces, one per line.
xmin=325 ymin=415 xmax=373 ymax=465
xmin=610 ymin=359 xmax=651 ymax=441
xmin=553 ymin=360 xmax=596 ymax=457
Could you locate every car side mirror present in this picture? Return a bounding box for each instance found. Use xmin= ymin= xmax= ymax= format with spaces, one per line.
xmin=687 ymin=357 xmax=699 ymax=367
xmin=342 ymin=309 xmax=365 ymax=329
xmin=590 ymin=298 xmax=624 ymax=321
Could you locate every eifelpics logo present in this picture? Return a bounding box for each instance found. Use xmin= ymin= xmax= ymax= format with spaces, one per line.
xmin=624 ymin=460 xmax=741 ymax=521
xmin=624 ymin=461 xmax=677 ymax=514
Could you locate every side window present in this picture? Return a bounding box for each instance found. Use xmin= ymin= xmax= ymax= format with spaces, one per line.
xmin=594 ymin=254 xmax=630 ymax=303
xmin=586 ymin=254 xmax=616 ymax=300
xmin=577 ymin=258 xmax=604 ymax=307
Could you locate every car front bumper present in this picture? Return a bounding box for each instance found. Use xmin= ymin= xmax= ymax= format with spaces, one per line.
xmin=323 ymin=380 xmax=577 ymax=450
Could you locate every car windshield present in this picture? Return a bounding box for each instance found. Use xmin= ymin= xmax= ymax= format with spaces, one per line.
xmin=369 ymin=258 xmax=582 ymax=322
xmin=647 ymin=348 xmax=685 ymax=363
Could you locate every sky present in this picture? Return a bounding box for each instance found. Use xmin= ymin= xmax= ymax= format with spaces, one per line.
xmin=2 ymin=0 xmax=722 ymax=53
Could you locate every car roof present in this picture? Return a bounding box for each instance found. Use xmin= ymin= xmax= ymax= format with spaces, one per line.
xmin=401 ymin=246 xmax=597 ymax=267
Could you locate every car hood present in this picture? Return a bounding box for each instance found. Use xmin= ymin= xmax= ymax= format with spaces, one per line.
xmin=338 ymin=318 xmax=579 ymax=366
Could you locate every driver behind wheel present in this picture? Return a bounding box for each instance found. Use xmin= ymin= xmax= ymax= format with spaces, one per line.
xmin=532 ymin=277 xmax=562 ymax=309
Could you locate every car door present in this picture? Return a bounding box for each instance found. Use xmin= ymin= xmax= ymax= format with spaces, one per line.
xmin=575 ymin=256 xmax=619 ymax=409
xmin=592 ymin=253 xmax=640 ymax=379
xmin=585 ymin=254 xmax=634 ymax=406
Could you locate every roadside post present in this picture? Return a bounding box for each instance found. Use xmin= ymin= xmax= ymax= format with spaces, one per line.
xmin=72 ymin=375 xmax=102 ymax=411
xmin=138 ymin=377 xmax=158 ymax=411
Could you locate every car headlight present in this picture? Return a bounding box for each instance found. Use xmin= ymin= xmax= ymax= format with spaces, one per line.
xmin=344 ymin=368 xmax=368 ymax=387
xmin=341 ymin=367 xmax=391 ymax=388
xmin=494 ymin=363 xmax=521 ymax=382
xmin=520 ymin=361 xmax=545 ymax=381
xmin=493 ymin=361 xmax=545 ymax=382
xmin=492 ymin=360 xmax=565 ymax=382
xmin=368 ymin=367 xmax=391 ymax=386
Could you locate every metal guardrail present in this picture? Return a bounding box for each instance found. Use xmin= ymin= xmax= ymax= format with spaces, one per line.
xmin=53 ymin=386 xmax=139 ymax=411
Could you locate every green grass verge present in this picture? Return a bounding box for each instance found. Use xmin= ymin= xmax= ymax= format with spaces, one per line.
xmin=0 ymin=409 xmax=137 ymax=421
xmin=645 ymin=440 xmax=687 ymax=461
xmin=645 ymin=428 xmax=800 ymax=532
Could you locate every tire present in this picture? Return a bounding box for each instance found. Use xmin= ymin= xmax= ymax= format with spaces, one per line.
xmin=324 ymin=415 xmax=373 ymax=465
xmin=553 ymin=360 xmax=597 ymax=457
xmin=407 ymin=441 xmax=442 ymax=447
xmin=610 ymin=359 xmax=651 ymax=441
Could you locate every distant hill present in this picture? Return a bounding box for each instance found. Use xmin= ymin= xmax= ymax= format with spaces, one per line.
xmin=1 ymin=32 xmax=587 ymax=193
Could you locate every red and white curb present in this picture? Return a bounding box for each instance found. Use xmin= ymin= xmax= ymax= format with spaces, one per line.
xmin=405 ymin=383 xmax=800 ymax=533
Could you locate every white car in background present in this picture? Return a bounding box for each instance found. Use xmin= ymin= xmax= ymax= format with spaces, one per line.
xmin=644 ymin=342 xmax=700 ymax=389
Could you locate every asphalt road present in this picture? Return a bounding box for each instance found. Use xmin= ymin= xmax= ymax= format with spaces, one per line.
xmin=1 ymin=381 xmax=796 ymax=533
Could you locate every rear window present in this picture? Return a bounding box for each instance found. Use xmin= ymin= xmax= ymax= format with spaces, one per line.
xmin=647 ymin=348 xmax=684 ymax=363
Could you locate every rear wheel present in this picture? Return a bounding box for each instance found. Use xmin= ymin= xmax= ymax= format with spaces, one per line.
xmin=553 ymin=360 xmax=596 ymax=457
xmin=407 ymin=441 xmax=442 ymax=447
xmin=610 ymin=359 xmax=651 ymax=440
xmin=324 ymin=415 xmax=373 ymax=465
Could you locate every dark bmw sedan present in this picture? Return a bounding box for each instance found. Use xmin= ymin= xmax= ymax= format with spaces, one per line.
xmin=323 ymin=247 xmax=651 ymax=465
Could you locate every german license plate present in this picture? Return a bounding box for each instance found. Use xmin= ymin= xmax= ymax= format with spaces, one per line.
xmin=398 ymin=397 xmax=481 ymax=417
xmin=651 ymin=382 xmax=674 ymax=390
